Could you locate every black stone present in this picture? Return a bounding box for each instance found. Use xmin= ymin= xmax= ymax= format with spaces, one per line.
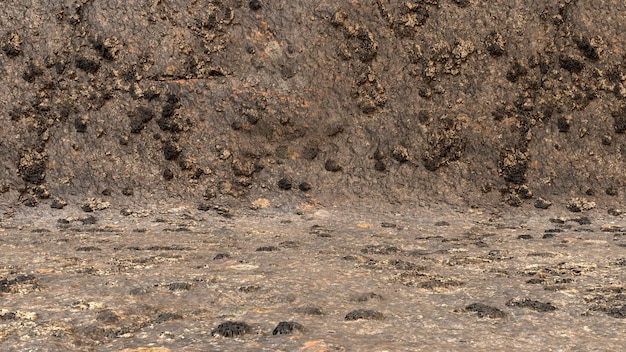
xmin=272 ymin=321 xmax=304 ymax=335
xmin=211 ymin=321 xmax=250 ymax=337
xmin=344 ymin=309 xmax=384 ymax=321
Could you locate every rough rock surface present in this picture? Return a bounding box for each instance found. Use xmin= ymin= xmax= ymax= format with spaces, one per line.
xmin=1 ymin=0 xmax=625 ymax=211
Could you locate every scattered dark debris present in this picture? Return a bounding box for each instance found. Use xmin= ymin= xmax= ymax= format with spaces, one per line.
xmin=96 ymin=309 xmax=120 ymax=324
xmin=154 ymin=312 xmax=183 ymax=324
xmin=1 ymin=31 xmax=22 ymax=57
xmin=76 ymin=246 xmax=101 ymax=252
xmin=272 ymin=321 xmax=305 ymax=335
xmin=129 ymin=287 xmax=149 ymax=296
xmin=506 ymin=298 xmax=557 ymax=312
xmin=566 ymin=198 xmax=596 ymax=212
xmin=345 ymin=309 xmax=384 ymax=321
xmin=391 ymin=145 xmax=409 ymax=163
xmin=361 ymin=245 xmax=400 ymax=255
xmin=213 ymin=253 xmax=231 ymax=260
xmin=0 ymin=274 xmax=38 ymax=293
xmin=465 ymin=303 xmax=506 ymax=318
xmin=79 ymin=216 xmax=98 ymax=225
xmin=310 ymin=225 xmax=333 ymax=237
xmin=168 ymin=282 xmax=192 ymax=291
xmin=76 ymin=55 xmax=101 ymax=74
xmin=81 ymin=198 xmax=110 ymax=212
xmin=256 ymin=246 xmax=279 ymax=252
xmin=279 ymin=241 xmax=298 ymax=248
xmin=559 ymin=55 xmax=585 ymax=74
xmin=239 ymin=285 xmax=260 ymax=293
xmin=485 ymin=31 xmax=505 ymax=57
xmin=506 ymin=60 xmax=528 ymax=83
xmin=584 ymin=287 xmax=626 ymax=318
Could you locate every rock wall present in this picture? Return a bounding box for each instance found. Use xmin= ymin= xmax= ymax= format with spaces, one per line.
xmin=1 ymin=0 xmax=625 ymax=211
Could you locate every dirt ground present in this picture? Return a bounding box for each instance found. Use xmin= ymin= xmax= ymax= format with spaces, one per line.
xmin=1 ymin=0 xmax=626 ymax=350
xmin=2 ymin=203 xmax=626 ymax=351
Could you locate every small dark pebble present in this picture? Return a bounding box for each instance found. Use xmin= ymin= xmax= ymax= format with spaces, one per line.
xmin=50 ymin=198 xmax=67 ymax=209
xmin=163 ymin=167 xmax=174 ymax=180
xmin=76 ymin=246 xmax=101 ymax=252
xmin=122 ymin=187 xmax=134 ymax=196
xmin=608 ymin=208 xmax=624 ymax=216
xmin=542 ymin=233 xmax=555 ymax=239
xmin=374 ymin=160 xmax=386 ymax=171
xmin=571 ymin=216 xmax=592 ymax=225
xmin=296 ymin=306 xmax=324 ymax=316
xmin=324 ymin=159 xmax=342 ymax=172
xmin=526 ymin=278 xmax=545 ymax=284
xmin=310 ymin=225 xmax=333 ymax=237
xmin=298 ymin=182 xmax=312 ymax=192
xmin=544 ymin=228 xmax=562 ymax=233
xmin=197 ymin=203 xmax=211 ymax=211
xmin=256 ymin=246 xmax=279 ymax=252
xmin=351 ymin=292 xmax=384 ymax=302
xmin=239 ymin=285 xmax=260 ymax=293
xmin=534 ymin=198 xmax=552 ymax=209
xmin=602 ymin=226 xmax=622 ymax=233
xmin=434 ymin=221 xmax=450 ymax=226
xmin=279 ymin=241 xmax=298 ymax=248
xmin=549 ymin=218 xmax=565 ymax=224
xmin=249 ymin=0 xmax=262 ymax=11
xmin=213 ymin=253 xmax=230 ymax=260
xmin=129 ymin=287 xmax=148 ymax=296
xmin=79 ymin=216 xmax=98 ymax=225
xmin=465 ymin=303 xmax=506 ymax=318
xmin=168 ymin=282 xmax=192 ymax=291
xmin=506 ymin=298 xmax=557 ymax=312
xmin=518 ymin=234 xmax=533 ymax=240
xmin=381 ymin=222 xmax=396 ymax=228
xmin=120 ymin=208 xmax=133 ymax=216
xmin=606 ymin=305 xmax=626 ymax=318
xmin=96 ymin=309 xmax=120 ymax=324
xmin=0 ymin=311 xmax=16 ymax=320
xmin=155 ymin=312 xmax=183 ymax=323
xmin=344 ymin=309 xmax=384 ymax=321
xmin=277 ymin=178 xmax=293 ymax=190
xmin=30 ymin=228 xmax=50 ymax=233
xmin=273 ymin=321 xmax=305 ymax=335
xmin=361 ymin=245 xmax=399 ymax=255
xmin=211 ymin=321 xmax=251 ymax=337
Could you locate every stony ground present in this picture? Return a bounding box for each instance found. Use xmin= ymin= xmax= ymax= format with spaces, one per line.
xmin=1 ymin=203 xmax=625 ymax=351
xmin=2 ymin=1 xmax=626 ymax=350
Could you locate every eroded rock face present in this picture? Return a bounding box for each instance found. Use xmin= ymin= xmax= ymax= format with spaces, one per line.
xmin=1 ymin=1 xmax=625 ymax=211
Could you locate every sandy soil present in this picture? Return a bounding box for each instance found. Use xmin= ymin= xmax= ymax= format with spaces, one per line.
xmin=1 ymin=203 xmax=625 ymax=351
